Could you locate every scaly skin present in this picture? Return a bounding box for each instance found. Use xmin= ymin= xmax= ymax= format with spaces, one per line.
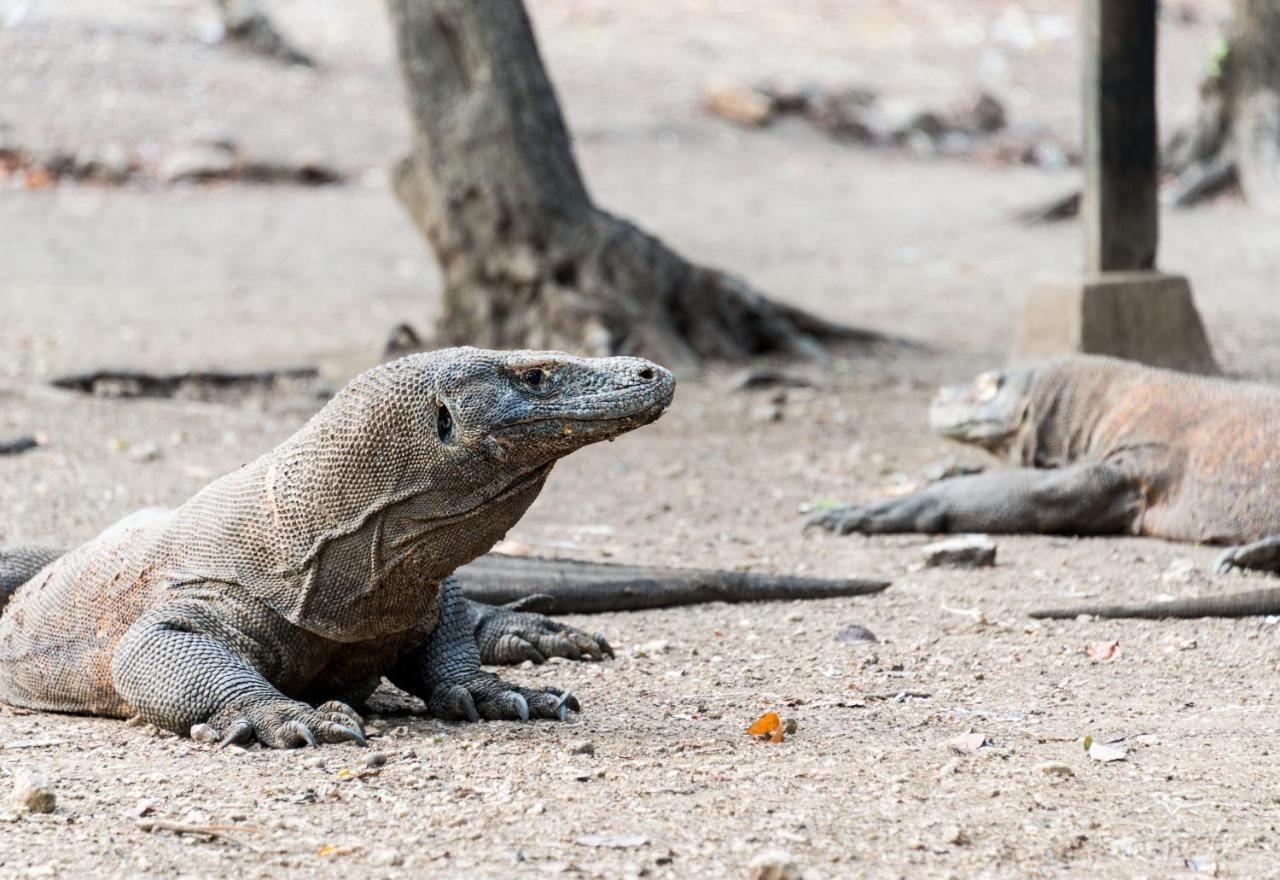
xmin=807 ymin=355 xmax=1280 ymax=619
xmin=0 ymin=348 xmax=673 ymax=747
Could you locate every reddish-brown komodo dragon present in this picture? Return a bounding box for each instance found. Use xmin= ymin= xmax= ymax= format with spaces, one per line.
xmin=808 ymin=354 xmax=1280 ymax=619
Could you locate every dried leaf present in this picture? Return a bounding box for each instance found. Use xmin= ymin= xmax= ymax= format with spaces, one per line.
xmin=746 ymin=710 xmax=784 ymax=743
xmin=947 ymin=731 xmax=990 ymax=754
xmin=317 ymin=844 xmax=360 ymax=859
xmin=1084 ymin=640 xmax=1120 ymax=662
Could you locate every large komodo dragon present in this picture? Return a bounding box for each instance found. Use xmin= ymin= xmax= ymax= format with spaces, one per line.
xmin=0 ymin=348 xmax=885 ymax=748
xmin=808 ymin=354 xmax=1280 ymax=619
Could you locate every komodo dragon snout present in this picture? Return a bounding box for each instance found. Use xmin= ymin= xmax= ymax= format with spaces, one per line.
xmin=928 ymin=367 xmax=1032 ymax=454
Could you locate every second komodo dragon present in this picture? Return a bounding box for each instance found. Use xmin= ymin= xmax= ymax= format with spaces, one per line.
xmin=0 ymin=347 xmax=885 ymax=748
xmin=808 ymin=354 xmax=1280 ymax=619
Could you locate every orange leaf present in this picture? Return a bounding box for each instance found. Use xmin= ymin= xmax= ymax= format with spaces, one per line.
xmin=747 ymin=710 xmax=783 ymax=742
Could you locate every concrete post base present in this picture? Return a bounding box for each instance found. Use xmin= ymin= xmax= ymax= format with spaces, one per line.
xmin=1010 ymin=271 xmax=1217 ymax=374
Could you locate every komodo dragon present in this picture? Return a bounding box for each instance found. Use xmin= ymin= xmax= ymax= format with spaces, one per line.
xmin=0 ymin=347 xmax=887 ymax=748
xmin=0 ymin=348 xmax=677 ymax=747
xmin=807 ymin=354 xmax=1280 ymax=619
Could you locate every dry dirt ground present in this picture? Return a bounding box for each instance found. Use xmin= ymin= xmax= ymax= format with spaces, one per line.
xmin=4 ymin=0 xmax=1280 ymax=877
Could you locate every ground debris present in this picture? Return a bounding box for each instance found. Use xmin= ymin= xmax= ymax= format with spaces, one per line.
xmin=748 ymin=848 xmax=801 ymax=880
xmin=923 ymin=535 xmax=996 ymax=568
xmin=0 ymin=436 xmax=39 ymax=456
xmin=575 ymin=834 xmax=649 ymax=849
xmin=947 ymin=731 xmax=990 ymax=755
xmin=9 ymin=768 xmax=55 ymax=814
xmin=52 ymin=366 xmax=328 ymax=404
xmin=834 ymin=624 xmax=878 ymax=644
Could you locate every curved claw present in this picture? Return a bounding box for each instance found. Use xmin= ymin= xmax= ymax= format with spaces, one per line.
xmin=592 ymin=632 xmax=615 ymax=659
xmin=507 ymin=692 xmax=530 ymax=722
xmin=281 ymin=720 xmax=318 ymax=748
xmin=327 ymin=723 xmax=368 ymax=747
xmin=218 ymin=718 xmax=253 ymax=749
xmin=551 ymin=689 xmax=575 ymax=713
xmin=447 ymin=684 xmax=480 ymax=723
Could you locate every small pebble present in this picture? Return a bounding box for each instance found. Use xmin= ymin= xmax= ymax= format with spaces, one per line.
xmin=1037 ymin=761 xmax=1075 ymax=778
xmin=748 ymin=849 xmax=801 ymax=880
xmin=567 ymin=739 xmax=595 ymax=756
xmin=10 ymin=769 xmax=56 ymax=814
xmin=364 ymin=752 xmax=388 ymax=769
xmin=941 ymin=825 xmax=969 ymax=846
xmin=368 ymin=847 xmax=403 ymax=867
xmin=923 ymin=535 xmax=997 ymax=568
xmin=189 ymin=724 xmax=220 ymax=743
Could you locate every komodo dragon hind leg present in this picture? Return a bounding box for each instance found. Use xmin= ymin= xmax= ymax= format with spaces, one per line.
xmin=467 ymin=598 xmax=614 ymax=665
xmin=390 ymin=579 xmax=580 ymax=722
xmin=805 ymin=463 xmax=1143 ymax=536
xmin=1214 ymin=535 xmax=1280 ymax=575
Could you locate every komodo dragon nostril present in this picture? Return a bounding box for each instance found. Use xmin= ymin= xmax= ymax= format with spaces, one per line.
xmin=638 ymin=368 xmax=654 ymax=381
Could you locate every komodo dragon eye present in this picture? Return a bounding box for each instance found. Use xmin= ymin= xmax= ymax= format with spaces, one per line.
xmin=522 ymin=369 xmax=545 ymax=387
xmin=436 ymin=403 xmax=453 ymax=441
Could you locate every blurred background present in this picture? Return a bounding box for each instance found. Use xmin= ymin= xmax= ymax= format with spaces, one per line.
xmin=1 ymin=0 xmax=1270 ymax=383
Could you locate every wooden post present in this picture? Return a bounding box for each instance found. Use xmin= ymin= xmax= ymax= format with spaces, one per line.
xmin=1010 ymin=0 xmax=1217 ymax=374
xmin=1081 ymin=0 xmax=1158 ymax=272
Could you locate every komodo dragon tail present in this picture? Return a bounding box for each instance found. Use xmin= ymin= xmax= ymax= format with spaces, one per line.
xmin=454 ymin=554 xmax=890 ymax=614
xmin=1030 ymin=589 xmax=1280 ymax=620
xmin=0 ymin=546 xmax=67 ymax=611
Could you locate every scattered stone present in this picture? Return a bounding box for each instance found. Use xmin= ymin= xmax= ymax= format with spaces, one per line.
xmin=128 ymin=440 xmax=163 ymax=463
xmin=575 ymin=834 xmax=649 ymax=849
xmin=364 ymin=752 xmax=388 ymax=769
xmin=1109 ymin=836 xmax=1139 ymax=856
xmin=1036 ymin=761 xmax=1075 ymax=778
xmin=567 ymin=739 xmax=595 ymax=756
xmin=1087 ymin=740 xmax=1129 ymax=763
xmin=368 ymin=847 xmax=403 ymax=868
xmin=834 ymin=624 xmax=878 ymax=644
xmin=158 ymin=141 xmax=238 ymax=184
xmin=750 ymin=403 xmax=784 ymax=423
xmin=748 ymin=848 xmax=801 ymax=880
xmin=703 ymin=81 xmax=776 ymax=127
xmin=923 ymin=535 xmax=997 ymax=569
xmin=0 ymin=436 xmax=38 ymax=456
xmin=189 ymin=724 xmax=220 ymax=744
xmin=631 ymin=639 xmax=670 ymax=657
xmin=1185 ymin=854 xmax=1220 ymax=874
xmin=10 ymin=769 xmax=55 ymax=814
xmin=940 ymin=825 xmax=969 ymax=846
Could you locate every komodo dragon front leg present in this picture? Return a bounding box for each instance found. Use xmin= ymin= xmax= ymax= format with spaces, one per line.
xmin=807 ymin=462 xmax=1144 ymax=536
xmin=390 ymin=580 xmax=579 ymax=721
xmin=111 ymin=596 xmax=369 ymax=748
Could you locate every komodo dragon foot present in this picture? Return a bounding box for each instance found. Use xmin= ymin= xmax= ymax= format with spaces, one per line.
xmin=390 ymin=579 xmax=581 ymax=723
xmin=195 ymin=698 xmax=367 ymax=749
xmin=1215 ymin=536 xmax=1280 ymax=575
xmin=468 ymin=597 xmax=614 ymax=665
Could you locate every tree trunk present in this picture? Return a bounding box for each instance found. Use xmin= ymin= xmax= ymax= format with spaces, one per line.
xmin=1167 ymin=0 xmax=1280 ymax=212
xmin=386 ymin=0 xmax=873 ymax=369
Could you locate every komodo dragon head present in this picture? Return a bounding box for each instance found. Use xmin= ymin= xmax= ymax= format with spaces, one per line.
xmin=184 ymin=347 xmax=675 ymax=638
xmin=928 ymin=366 xmax=1035 ymax=456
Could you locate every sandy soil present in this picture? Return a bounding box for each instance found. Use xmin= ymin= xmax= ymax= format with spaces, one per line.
xmin=3 ymin=0 xmax=1280 ymax=877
